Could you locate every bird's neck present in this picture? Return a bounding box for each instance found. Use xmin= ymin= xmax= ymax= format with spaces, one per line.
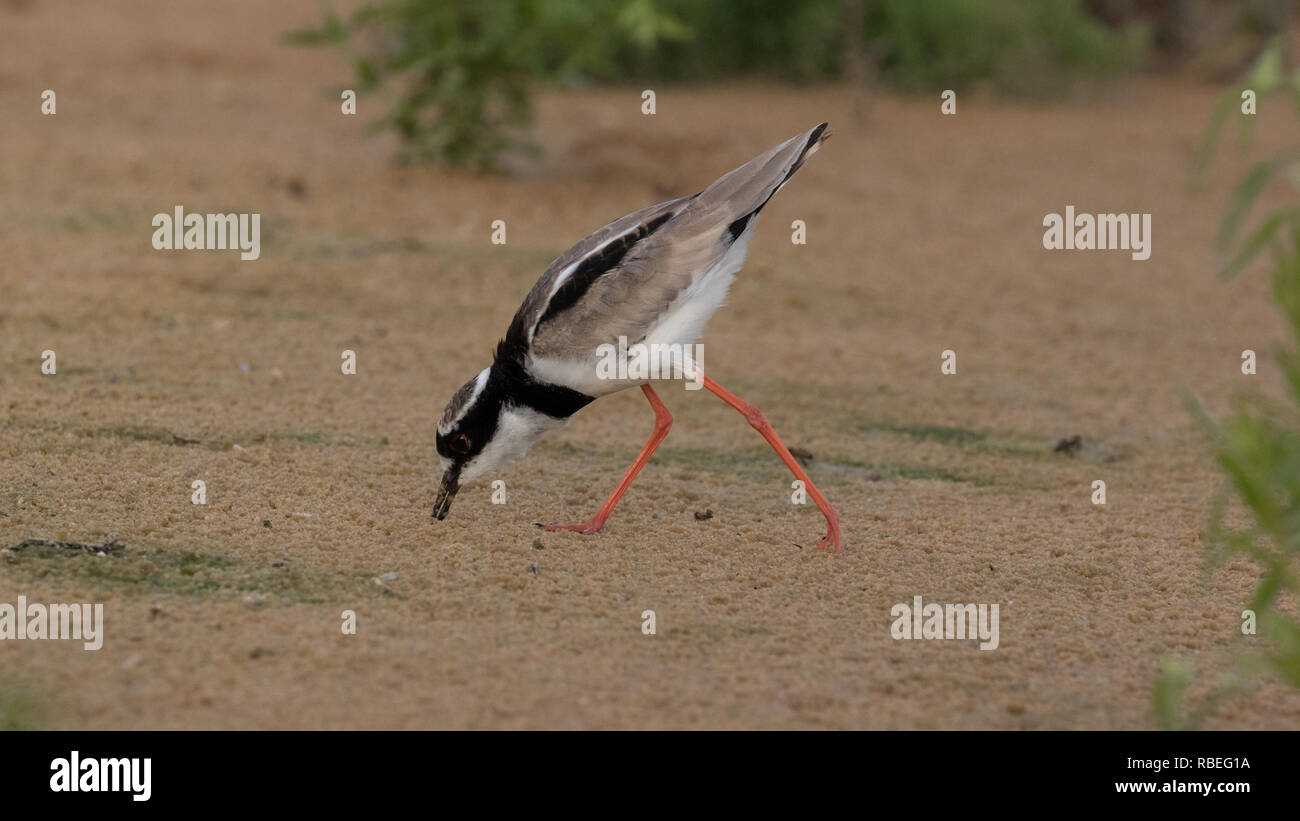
xmin=490 ymin=359 xmax=595 ymax=421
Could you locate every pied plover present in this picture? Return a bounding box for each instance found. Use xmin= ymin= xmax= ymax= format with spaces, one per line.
xmin=433 ymin=123 xmax=841 ymax=551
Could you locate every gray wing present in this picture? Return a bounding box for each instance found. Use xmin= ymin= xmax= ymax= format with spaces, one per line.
xmin=511 ymin=194 xmax=697 ymax=348
xmin=521 ymin=122 xmax=828 ymax=362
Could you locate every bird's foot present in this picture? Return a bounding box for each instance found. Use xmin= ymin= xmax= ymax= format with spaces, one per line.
xmin=815 ymin=508 xmax=842 ymax=553
xmin=539 ymin=520 xmax=604 ymax=536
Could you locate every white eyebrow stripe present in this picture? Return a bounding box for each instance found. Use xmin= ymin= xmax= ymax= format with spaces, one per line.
xmin=437 ymin=366 xmax=491 ymax=435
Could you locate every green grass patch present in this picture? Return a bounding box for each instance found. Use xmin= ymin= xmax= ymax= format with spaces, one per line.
xmin=827 ymin=457 xmax=993 ymax=486
xmin=543 ymin=441 xmax=796 ymax=480
xmin=92 ymin=425 xmax=183 ymax=445
xmin=651 ymin=446 xmax=791 ymax=478
xmin=546 ymin=440 xmax=996 ymax=486
xmin=0 ymin=688 xmax=46 ymax=731
xmin=2 ymin=544 xmax=388 ymax=605
xmin=859 ymin=422 xmax=987 ymax=446
xmin=18 ymin=206 xmax=137 ymax=236
xmin=89 ymin=425 xmax=332 ymax=450
xmin=2 ymin=417 xmax=386 ymax=454
xmin=858 ymin=421 xmax=1054 ymax=460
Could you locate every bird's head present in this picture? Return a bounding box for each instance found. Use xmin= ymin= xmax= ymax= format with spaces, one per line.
xmin=432 ymin=366 xmax=560 ymax=520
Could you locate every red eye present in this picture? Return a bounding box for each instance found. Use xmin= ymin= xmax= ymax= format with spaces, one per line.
xmin=450 ymin=433 xmax=470 ymax=455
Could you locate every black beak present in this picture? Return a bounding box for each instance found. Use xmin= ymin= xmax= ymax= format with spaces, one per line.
xmin=432 ymin=466 xmax=461 ymax=520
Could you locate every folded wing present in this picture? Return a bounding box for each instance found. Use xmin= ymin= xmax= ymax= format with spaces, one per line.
xmin=505 ymin=122 xmax=829 ymax=371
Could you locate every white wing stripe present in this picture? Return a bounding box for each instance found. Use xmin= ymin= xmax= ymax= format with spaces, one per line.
xmin=531 ymin=226 xmax=645 ymax=343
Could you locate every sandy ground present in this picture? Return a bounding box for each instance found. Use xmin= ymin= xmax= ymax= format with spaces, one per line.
xmin=2 ymin=0 xmax=1299 ymax=729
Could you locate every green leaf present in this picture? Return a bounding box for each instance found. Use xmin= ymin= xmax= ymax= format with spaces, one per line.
xmin=283 ymin=8 xmax=348 ymax=47
xmin=356 ymin=57 xmax=379 ymax=88
xmin=1216 ymin=157 xmax=1290 ymax=250
xmin=1191 ymin=37 xmax=1288 ymax=187
xmin=1244 ymin=37 xmax=1285 ymax=95
xmin=1217 ymin=208 xmax=1300 ymax=281
xmin=1191 ymin=91 xmax=1242 ymax=188
xmin=1153 ymin=660 xmax=1191 ymax=730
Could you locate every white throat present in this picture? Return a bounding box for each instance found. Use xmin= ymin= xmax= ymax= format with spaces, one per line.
xmin=459 ymin=403 xmax=566 ymax=484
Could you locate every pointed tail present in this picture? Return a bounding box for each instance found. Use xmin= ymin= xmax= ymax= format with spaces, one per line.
xmin=690 ymin=122 xmax=829 ymax=241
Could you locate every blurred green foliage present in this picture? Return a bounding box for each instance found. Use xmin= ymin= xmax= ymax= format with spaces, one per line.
xmin=864 ymin=0 xmax=1145 ymax=93
xmin=288 ymin=0 xmax=693 ymax=167
xmin=289 ymin=0 xmax=1146 ymax=167
xmin=1157 ymin=37 xmax=1300 ymax=729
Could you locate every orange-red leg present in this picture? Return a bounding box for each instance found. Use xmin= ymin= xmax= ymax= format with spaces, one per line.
xmin=543 ymin=383 xmax=672 ymax=535
xmin=698 ymin=374 xmax=842 ymax=552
